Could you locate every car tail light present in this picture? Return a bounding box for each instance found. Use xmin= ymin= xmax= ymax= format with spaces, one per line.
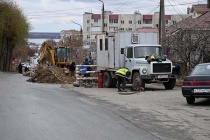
xmin=182 ymin=81 xmax=191 ymax=86
xmin=182 ymin=81 xmax=210 ymax=86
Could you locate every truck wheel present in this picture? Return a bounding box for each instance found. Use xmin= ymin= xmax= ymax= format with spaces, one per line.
xmin=112 ymin=78 xmax=117 ymax=88
xmin=186 ymin=97 xmax=195 ymax=104
xmin=163 ymin=78 xmax=176 ymax=90
xmin=132 ymin=72 xmax=145 ymax=89
xmin=103 ymin=72 xmax=112 ymax=88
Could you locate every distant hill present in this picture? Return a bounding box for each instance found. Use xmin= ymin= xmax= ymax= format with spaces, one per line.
xmin=28 ymin=32 xmax=60 ymax=39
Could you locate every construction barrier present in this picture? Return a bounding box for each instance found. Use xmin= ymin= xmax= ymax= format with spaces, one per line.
xmin=75 ymin=65 xmax=98 ymax=87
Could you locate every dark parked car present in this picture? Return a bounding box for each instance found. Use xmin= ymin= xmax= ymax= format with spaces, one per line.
xmin=182 ymin=63 xmax=210 ymax=104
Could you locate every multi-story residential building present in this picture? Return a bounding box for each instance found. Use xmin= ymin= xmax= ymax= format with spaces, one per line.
xmin=83 ymin=11 xmax=189 ymax=46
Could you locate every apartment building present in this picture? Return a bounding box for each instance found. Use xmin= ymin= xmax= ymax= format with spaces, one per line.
xmin=83 ymin=11 xmax=189 ymax=46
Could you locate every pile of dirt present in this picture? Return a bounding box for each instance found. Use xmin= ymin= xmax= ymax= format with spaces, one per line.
xmin=27 ymin=65 xmax=75 ymax=84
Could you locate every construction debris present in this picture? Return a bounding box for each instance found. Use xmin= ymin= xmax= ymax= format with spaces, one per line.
xmin=27 ymin=65 xmax=75 ymax=84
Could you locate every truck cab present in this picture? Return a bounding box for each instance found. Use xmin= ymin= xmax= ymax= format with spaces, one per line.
xmin=122 ymin=44 xmax=176 ymax=89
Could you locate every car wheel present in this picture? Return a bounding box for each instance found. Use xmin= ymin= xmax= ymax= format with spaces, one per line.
xmin=186 ymin=97 xmax=195 ymax=104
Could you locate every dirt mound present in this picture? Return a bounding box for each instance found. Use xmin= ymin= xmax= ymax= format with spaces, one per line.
xmin=27 ymin=65 xmax=75 ymax=84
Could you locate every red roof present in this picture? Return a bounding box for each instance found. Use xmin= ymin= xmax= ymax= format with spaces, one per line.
xmin=109 ymin=14 xmax=119 ymax=19
xmin=91 ymin=14 xmax=101 ymax=19
xmin=143 ymin=15 xmax=153 ymax=20
xmin=165 ymin=15 xmax=171 ymax=20
xmin=143 ymin=15 xmax=152 ymax=19
xmin=166 ymin=11 xmax=210 ymax=34
xmin=191 ymin=4 xmax=209 ymax=13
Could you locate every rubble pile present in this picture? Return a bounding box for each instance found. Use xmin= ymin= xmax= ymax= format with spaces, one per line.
xmin=27 ymin=65 xmax=75 ymax=84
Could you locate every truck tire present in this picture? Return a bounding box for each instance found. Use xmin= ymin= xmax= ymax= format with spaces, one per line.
xmin=103 ymin=72 xmax=112 ymax=88
xmin=132 ymin=72 xmax=145 ymax=89
xmin=112 ymin=78 xmax=117 ymax=88
xmin=163 ymin=78 xmax=176 ymax=90
xmin=186 ymin=97 xmax=195 ymax=104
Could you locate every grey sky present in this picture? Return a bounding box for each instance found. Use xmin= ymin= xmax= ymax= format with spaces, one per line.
xmin=14 ymin=0 xmax=207 ymax=32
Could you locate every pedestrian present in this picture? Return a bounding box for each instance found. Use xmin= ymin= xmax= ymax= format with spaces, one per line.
xmin=173 ymin=63 xmax=181 ymax=75
xmin=88 ymin=56 xmax=94 ymax=65
xmin=82 ymin=58 xmax=90 ymax=77
xmin=18 ymin=62 xmax=22 ymax=74
xmin=115 ymin=68 xmax=131 ymax=92
xmin=69 ymin=61 xmax=76 ymax=77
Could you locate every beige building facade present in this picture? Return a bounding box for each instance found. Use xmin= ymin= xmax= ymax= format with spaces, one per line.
xmin=83 ymin=11 xmax=189 ymax=46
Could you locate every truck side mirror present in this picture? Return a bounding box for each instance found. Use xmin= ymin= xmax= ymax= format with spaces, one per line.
xmin=121 ymin=48 xmax=124 ymax=54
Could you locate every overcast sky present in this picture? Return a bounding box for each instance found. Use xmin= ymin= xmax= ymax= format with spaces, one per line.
xmin=15 ymin=0 xmax=207 ymax=32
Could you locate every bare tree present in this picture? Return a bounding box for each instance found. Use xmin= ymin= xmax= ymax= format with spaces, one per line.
xmin=165 ymin=12 xmax=210 ymax=76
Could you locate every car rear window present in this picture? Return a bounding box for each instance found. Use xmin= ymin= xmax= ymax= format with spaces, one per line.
xmin=191 ymin=64 xmax=210 ymax=75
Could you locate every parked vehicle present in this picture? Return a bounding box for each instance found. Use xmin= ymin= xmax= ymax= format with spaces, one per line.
xmin=37 ymin=42 xmax=70 ymax=67
xmin=182 ymin=63 xmax=210 ymax=104
xmin=96 ymin=30 xmax=176 ymax=89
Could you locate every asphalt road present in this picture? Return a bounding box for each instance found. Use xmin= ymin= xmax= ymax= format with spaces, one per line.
xmin=0 ymin=72 xmax=159 ymax=140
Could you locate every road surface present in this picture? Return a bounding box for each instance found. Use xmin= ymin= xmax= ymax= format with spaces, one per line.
xmin=0 ymin=72 xmax=159 ymax=140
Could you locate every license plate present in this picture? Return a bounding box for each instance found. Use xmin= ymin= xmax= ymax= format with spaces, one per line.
xmin=194 ymin=89 xmax=210 ymax=93
xmin=158 ymin=75 xmax=168 ymax=78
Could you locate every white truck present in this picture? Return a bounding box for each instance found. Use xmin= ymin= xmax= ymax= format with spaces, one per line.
xmin=96 ymin=30 xmax=176 ymax=89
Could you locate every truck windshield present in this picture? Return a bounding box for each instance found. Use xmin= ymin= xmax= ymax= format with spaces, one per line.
xmin=134 ymin=46 xmax=161 ymax=58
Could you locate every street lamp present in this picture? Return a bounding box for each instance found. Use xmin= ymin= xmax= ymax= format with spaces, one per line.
xmin=98 ymin=0 xmax=104 ymax=32
xmin=71 ymin=21 xmax=83 ymax=37
xmin=71 ymin=21 xmax=83 ymax=61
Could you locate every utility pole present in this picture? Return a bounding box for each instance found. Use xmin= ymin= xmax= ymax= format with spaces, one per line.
xmin=99 ymin=0 xmax=105 ymax=33
xmin=159 ymin=0 xmax=166 ymax=54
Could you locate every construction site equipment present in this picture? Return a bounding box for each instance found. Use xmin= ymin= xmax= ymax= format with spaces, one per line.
xmin=37 ymin=42 xmax=70 ymax=67
xmin=37 ymin=42 xmax=55 ymax=65
xmin=74 ymin=65 xmax=98 ymax=87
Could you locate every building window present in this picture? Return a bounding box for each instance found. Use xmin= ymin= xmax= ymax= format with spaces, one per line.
xmin=100 ymin=39 xmax=103 ymax=50
xmin=156 ymin=24 xmax=158 ymax=27
xmin=129 ymin=20 xmax=132 ymax=24
xmin=109 ymin=19 xmax=118 ymax=23
xmin=128 ymin=28 xmax=132 ymax=31
xmin=143 ymin=19 xmax=152 ymax=24
xmin=120 ymin=28 xmax=124 ymax=31
xmin=87 ymin=20 xmax=90 ymax=23
xmin=94 ymin=19 xmax=99 ymax=23
xmin=87 ymin=27 xmax=90 ymax=31
xmin=173 ymin=21 xmax=176 ymax=24
xmin=138 ymin=20 xmax=141 ymax=24
xmin=104 ymin=23 xmax=107 ymax=27
xmin=121 ymin=20 xmax=124 ymax=24
xmin=105 ymin=38 xmax=108 ymax=50
xmin=87 ymin=35 xmax=90 ymax=39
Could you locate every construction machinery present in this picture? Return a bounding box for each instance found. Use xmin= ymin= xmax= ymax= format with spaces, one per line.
xmin=37 ymin=42 xmax=70 ymax=67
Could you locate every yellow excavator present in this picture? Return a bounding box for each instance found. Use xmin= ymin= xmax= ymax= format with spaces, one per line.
xmin=37 ymin=42 xmax=70 ymax=67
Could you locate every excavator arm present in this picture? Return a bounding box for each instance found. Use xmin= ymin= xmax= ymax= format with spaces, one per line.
xmin=37 ymin=42 xmax=55 ymax=65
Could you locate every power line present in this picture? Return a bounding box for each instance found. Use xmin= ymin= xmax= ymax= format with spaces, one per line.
xmin=27 ymin=0 xmax=205 ymax=15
